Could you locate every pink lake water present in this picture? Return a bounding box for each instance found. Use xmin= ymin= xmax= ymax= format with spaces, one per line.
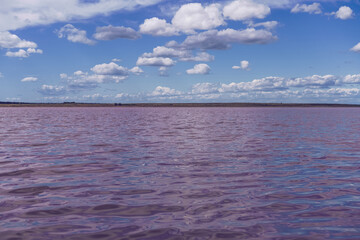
xmin=0 ymin=107 xmax=359 ymax=239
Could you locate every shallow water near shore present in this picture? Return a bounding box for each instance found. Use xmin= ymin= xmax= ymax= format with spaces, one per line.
xmin=0 ymin=107 xmax=359 ymax=239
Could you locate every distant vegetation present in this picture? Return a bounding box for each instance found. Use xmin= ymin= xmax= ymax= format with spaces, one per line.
xmin=1 ymin=101 xmax=360 ymax=107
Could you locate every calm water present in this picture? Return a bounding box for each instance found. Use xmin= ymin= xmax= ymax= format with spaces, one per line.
xmin=0 ymin=107 xmax=359 ymax=240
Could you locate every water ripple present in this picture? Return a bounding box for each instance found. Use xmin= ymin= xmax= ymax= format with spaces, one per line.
xmin=0 ymin=107 xmax=360 ymax=239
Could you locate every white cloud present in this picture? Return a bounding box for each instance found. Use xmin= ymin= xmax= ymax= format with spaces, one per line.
xmin=143 ymin=46 xmax=188 ymax=58
xmin=241 ymin=60 xmax=250 ymax=70
xmin=60 ymin=73 xmax=68 ymax=79
xmin=291 ymin=3 xmax=322 ymax=14
xmin=223 ymin=0 xmax=271 ymax=21
xmin=27 ymin=48 xmax=43 ymax=54
xmin=220 ymin=74 xmax=339 ymax=93
xmin=139 ymin=17 xmax=179 ymax=36
xmin=93 ymin=25 xmax=140 ymax=40
xmin=115 ymin=93 xmax=130 ymax=99
xmin=0 ymin=0 xmax=162 ymax=32
xmin=256 ymin=0 xmax=292 ymax=9
xmin=0 ymin=72 xmax=3 ymax=78
xmin=220 ymin=76 xmax=286 ymax=92
xmin=66 ymin=71 xmax=126 ymax=89
xmin=335 ymin=6 xmax=353 ymax=20
xmin=6 ymin=97 xmax=21 ymax=102
xmin=172 ymin=3 xmax=224 ymax=33
xmin=350 ymin=43 xmax=360 ymax=52
xmin=249 ymin=21 xmax=278 ymax=29
xmin=233 ymin=60 xmax=250 ymax=70
xmin=218 ymin=28 xmax=275 ymax=44
xmin=186 ymin=63 xmax=211 ymax=75
xmin=129 ymin=66 xmax=144 ymax=75
xmin=142 ymin=46 xmax=214 ymax=62
xmin=141 ymin=3 xmax=225 ymax=37
xmin=57 ymin=24 xmax=95 ymax=45
xmin=191 ymin=82 xmax=219 ymax=94
xmin=0 ymin=31 xmax=42 ymax=58
xmin=39 ymin=85 xmax=66 ymax=96
xmin=151 ymin=86 xmax=181 ymax=96
xmin=180 ymin=52 xmax=215 ymax=62
xmin=91 ymin=62 xmax=128 ymax=76
xmin=159 ymin=66 xmax=169 ymax=77
xmin=74 ymin=70 xmax=85 ymax=76
xmin=343 ymin=74 xmax=360 ymax=84
xmin=82 ymin=93 xmax=109 ymax=101
xmin=136 ymin=57 xmax=175 ymax=66
xmin=178 ymin=28 xmax=276 ymax=50
xmin=5 ymin=48 xmax=43 ymax=58
xmin=0 ymin=31 xmax=37 ymax=48
xmin=71 ymin=61 xmax=141 ymax=85
xmin=21 ymin=77 xmax=38 ymax=82
xmin=303 ymin=88 xmax=360 ymax=98
xmin=108 ymin=72 xmax=360 ymax=102
xmin=286 ymin=75 xmax=337 ymax=88
xmin=61 ymin=62 xmax=142 ymax=90
xmin=5 ymin=49 xmax=28 ymax=58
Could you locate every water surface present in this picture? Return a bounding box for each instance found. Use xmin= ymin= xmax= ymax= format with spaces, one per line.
xmin=0 ymin=107 xmax=359 ymax=239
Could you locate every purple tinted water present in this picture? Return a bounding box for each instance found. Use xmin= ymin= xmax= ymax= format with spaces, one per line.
xmin=0 ymin=107 xmax=359 ymax=239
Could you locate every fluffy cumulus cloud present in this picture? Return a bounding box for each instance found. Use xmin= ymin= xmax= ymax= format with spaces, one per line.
xmin=223 ymin=0 xmax=271 ymax=21
xmin=180 ymin=52 xmax=215 ymax=62
xmin=21 ymin=77 xmax=38 ymax=82
xmin=54 ymin=61 xmax=142 ymax=92
xmin=57 ymin=24 xmax=95 ymax=45
xmin=0 ymin=31 xmax=37 ymax=48
xmin=39 ymin=85 xmax=67 ymax=96
xmin=6 ymin=48 xmax=43 ymax=58
xmin=175 ymin=28 xmax=276 ymax=50
xmin=94 ymin=25 xmax=140 ymax=40
xmin=129 ymin=66 xmax=144 ymax=75
xmin=139 ymin=17 xmax=179 ymax=36
xmin=140 ymin=3 xmax=225 ymax=36
xmin=139 ymin=72 xmax=360 ymax=102
xmin=79 ymin=61 xmax=140 ymax=84
xmin=291 ymin=3 xmax=322 ymax=14
xmin=343 ymin=74 xmax=360 ymax=84
xmin=0 ymin=31 xmax=42 ymax=57
xmin=191 ymin=82 xmax=219 ymax=94
xmin=143 ymin=46 xmax=188 ymax=58
xmin=220 ymin=76 xmax=286 ymax=92
xmin=335 ymin=6 xmax=353 ymax=20
xmin=142 ymin=46 xmax=214 ymax=62
xmin=136 ymin=56 xmax=175 ymax=66
xmin=172 ymin=3 xmax=224 ymax=33
xmin=233 ymin=60 xmax=250 ymax=70
xmin=186 ymin=63 xmax=211 ymax=75
xmin=151 ymin=86 xmax=182 ymax=97
xmin=286 ymin=75 xmax=337 ymax=88
xmin=41 ymin=72 xmax=360 ymax=102
xmin=0 ymin=0 xmax=162 ymax=32
xmin=219 ymin=74 xmax=340 ymax=93
xmin=351 ymin=43 xmax=360 ymax=53
xmin=91 ymin=62 xmax=128 ymax=76
xmin=82 ymin=93 xmax=111 ymax=101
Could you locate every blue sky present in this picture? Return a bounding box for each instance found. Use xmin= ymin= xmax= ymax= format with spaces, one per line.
xmin=1 ymin=0 xmax=360 ymax=103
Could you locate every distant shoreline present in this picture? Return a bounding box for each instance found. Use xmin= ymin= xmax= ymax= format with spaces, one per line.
xmin=1 ymin=102 xmax=360 ymax=107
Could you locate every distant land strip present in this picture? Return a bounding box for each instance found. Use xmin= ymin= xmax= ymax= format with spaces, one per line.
xmin=1 ymin=102 xmax=360 ymax=107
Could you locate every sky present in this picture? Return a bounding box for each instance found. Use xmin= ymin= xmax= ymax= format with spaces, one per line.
xmin=1 ymin=0 xmax=360 ymax=103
